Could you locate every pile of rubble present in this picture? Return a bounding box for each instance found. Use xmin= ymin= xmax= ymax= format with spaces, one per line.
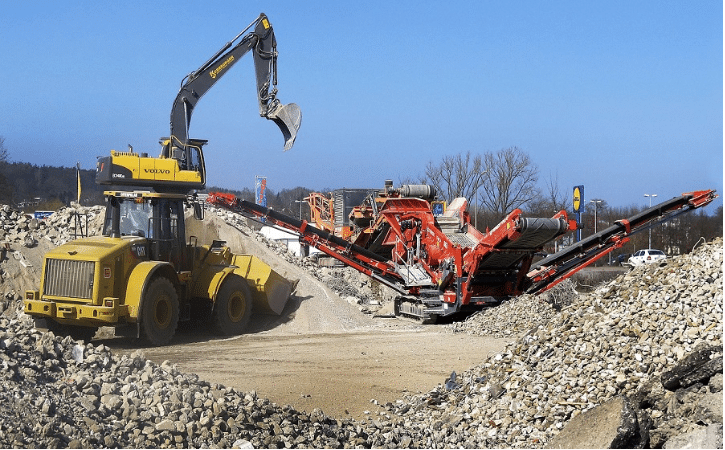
xmin=0 ymin=203 xmax=104 ymax=248
xmin=212 ymin=207 xmax=399 ymax=313
xmin=0 ymin=204 xmax=106 ymax=318
xmin=0 ymin=202 xmax=721 ymax=448
xmin=376 ymin=238 xmax=722 ymax=448
xmin=0 ymin=314 xmax=367 ymax=448
xmin=446 ymin=280 xmax=578 ymax=338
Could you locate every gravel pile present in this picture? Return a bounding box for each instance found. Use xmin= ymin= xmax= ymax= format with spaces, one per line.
xmin=446 ymin=280 xmax=577 ymax=338
xmin=212 ymin=207 xmax=399 ymax=313
xmin=374 ymin=238 xmax=722 ymax=448
xmin=0 ymin=202 xmax=721 ymax=448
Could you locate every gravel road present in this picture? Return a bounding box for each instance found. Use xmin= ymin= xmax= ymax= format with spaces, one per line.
xmin=104 ymin=211 xmax=513 ymax=420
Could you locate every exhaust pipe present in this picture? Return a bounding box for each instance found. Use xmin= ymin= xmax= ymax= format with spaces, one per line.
xmin=266 ymin=102 xmax=302 ymax=151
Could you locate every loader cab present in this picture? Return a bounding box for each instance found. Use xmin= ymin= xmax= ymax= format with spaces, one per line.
xmin=102 ymin=191 xmax=188 ymax=270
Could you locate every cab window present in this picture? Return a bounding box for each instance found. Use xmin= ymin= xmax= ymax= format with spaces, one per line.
xmin=119 ymin=199 xmax=151 ymax=237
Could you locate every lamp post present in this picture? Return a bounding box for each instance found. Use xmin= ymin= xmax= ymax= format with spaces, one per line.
xmin=589 ymin=199 xmax=603 ymax=234
xmin=589 ymin=199 xmax=603 ymax=266
xmin=294 ymin=200 xmax=306 ymax=220
xmin=644 ymin=194 xmax=657 ymax=248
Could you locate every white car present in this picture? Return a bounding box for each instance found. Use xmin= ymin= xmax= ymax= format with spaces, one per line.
xmin=627 ymin=249 xmax=667 ymax=266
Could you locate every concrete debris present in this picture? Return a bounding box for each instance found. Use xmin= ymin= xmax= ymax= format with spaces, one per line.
xmin=544 ymin=396 xmax=645 ymax=449
xmin=0 ymin=204 xmax=104 ymax=248
xmin=0 ymin=203 xmax=721 ymax=448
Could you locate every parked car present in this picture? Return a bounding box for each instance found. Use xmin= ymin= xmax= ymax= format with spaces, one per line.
xmin=614 ymin=253 xmax=631 ymax=266
xmin=627 ymin=249 xmax=667 ymax=267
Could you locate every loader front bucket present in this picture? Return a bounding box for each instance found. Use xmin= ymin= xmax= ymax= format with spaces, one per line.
xmin=231 ymin=254 xmax=292 ymax=315
xmin=266 ymin=102 xmax=301 ymax=151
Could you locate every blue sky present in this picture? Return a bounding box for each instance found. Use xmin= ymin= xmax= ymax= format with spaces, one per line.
xmin=1 ymin=1 xmax=722 ymax=211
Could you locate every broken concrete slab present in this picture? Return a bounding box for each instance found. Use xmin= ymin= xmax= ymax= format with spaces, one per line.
xmin=545 ymin=396 xmax=645 ymax=449
xmin=663 ymin=423 xmax=723 ymax=449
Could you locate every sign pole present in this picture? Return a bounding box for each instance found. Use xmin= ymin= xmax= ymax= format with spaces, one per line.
xmin=573 ymin=185 xmax=584 ymax=242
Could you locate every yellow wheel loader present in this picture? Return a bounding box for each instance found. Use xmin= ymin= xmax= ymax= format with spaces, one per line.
xmin=25 ymin=190 xmax=291 ymax=346
xmin=24 ymin=13 xmax=301 ymax=345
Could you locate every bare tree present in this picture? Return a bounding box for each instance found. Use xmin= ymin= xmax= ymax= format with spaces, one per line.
xmin=422 ymin=151 xmax=485 ymax=202
xmin=527 ymin=171 xmax=570 ymax=217
xmin=544 ymin=171 xmax=569 ymax=212
xmin=0 ymin=137 xmax=11 ymax=203
xmin=480 ymin=146 xmax=538 ymax=220
xmin=0 ymin=136 xmax=8 ymax=164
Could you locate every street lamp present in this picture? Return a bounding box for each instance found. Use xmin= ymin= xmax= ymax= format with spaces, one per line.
xmin=294 ymin=200 xmax=306 ymax=220
xmin=589 ymin=200 xmax=603 ymax=234
xmin=644 ymin=194 xmax=657 ymax=248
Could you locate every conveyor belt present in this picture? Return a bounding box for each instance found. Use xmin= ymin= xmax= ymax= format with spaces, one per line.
xmin=478 ymin=217 xmax=569 ymax=270
xmin=526 ymin=190 xmax=718 ymax=294
xmin=502 ymin=218 xmax=570 ymax=250
xmin=444 ymin=231 xmax=477 ymax=248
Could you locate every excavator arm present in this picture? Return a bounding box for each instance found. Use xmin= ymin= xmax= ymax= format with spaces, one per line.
xmin=96 ymin=13 xmax=300 ymax=192
xmin=165 ymin=12 xmax=301 ymax=165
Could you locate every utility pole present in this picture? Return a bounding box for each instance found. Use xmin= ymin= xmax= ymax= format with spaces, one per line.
xmin=644 ymin=194 xmax=658 ymax=248
xmin=294 ymin=200 xmax=306 ymax=220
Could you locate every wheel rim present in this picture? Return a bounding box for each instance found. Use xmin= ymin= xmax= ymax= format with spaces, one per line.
xmin=227 ymin=292 xmax=246 ymax=323
xmin=153 ymin=294 xmax=172 ymax=329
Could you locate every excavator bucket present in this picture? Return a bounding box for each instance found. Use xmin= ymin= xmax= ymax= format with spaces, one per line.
xmin=266 ymin=102 xmax=302 ymax=151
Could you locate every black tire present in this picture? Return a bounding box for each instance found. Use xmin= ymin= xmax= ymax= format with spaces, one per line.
xmin=213 ymin=275 xmax=253 ymax=336
xmin=141 ymin=277 xmax=179 ymax=346
xmin=40 ymin=318 xmax=98 ymax=342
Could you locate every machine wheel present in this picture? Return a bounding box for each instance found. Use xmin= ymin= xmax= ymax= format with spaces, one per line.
xmin=140 ymin=277 xmax=179 ymax=346
xmin=41 ymin=318 xmax=98 ymax=342
xmin=213 ymin=275 xmax=253 ymax=336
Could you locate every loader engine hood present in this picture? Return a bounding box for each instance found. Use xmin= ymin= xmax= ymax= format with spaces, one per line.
xmin=45 ymin=235 xmax=146 ymax=262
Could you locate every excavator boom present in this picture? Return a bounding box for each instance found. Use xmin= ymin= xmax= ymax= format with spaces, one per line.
xmin=96 ymin=13 xmax=301 ymax=192
xmin=167 ymin=13 xmax=301 ymax=158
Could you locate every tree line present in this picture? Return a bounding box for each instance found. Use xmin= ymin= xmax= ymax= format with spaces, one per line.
xmin=417 ymin=147 xmax=722 ymax=260
xmin=0 ymin=136 xmax=720 ymax=258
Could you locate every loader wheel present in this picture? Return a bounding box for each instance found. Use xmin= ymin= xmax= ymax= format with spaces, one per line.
xmin=213 ymin=275 xmax=253 ymax=336
xmin=141 ymin=277 xmax=179 ymax=346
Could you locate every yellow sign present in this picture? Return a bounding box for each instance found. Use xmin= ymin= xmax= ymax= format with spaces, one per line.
xmin=573 ymin=186 xmax=582 ymax=212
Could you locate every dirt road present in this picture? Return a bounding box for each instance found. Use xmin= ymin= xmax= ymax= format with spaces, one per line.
xmin=100 ymin=212 xmax=513 ymax=420
xmin=113 ymin=325 xmax=509 ymax=420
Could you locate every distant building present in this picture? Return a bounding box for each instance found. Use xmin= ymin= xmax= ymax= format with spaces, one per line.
xmin=259 ymin=225 xmax=320 ymax=258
